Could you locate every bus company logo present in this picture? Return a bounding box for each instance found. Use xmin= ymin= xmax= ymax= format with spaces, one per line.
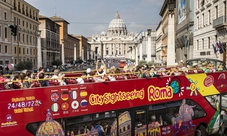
xmin=6 ymin=114 xmax=12 ymax=122
xmin=1 ymin=115 xmax=18 ymax=128
xmin=204 ymin=75 xmax=214 ymax=87
xmin=148 ymin=85 xmax=173 ymax=102
xmin=51 ymin=92 xmax=59 ymax=102
xmin=89 ymin=89 xmax=144 ymax=106
xmin=61 ymin=91 xmax=69 ymax=101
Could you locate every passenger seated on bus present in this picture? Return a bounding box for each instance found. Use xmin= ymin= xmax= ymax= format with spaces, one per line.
xmin=208 ymin=62 xmax=216 ymax=72
xmin=38 ymin=73 xmax=49 ymax=87
xmin=96 ymin=59 xmax=107 ymax=77
xmin=149 ymin=115 xmax=162 ymax=127
xmin=92 ymin=120 xmax=106 ymax=136
xmin=76 ymin=72 xmax=86 ymax=84
xmin=142 ymin=67 xmax=151 ymax=78
xmin=51 ymin=69 xmax=66 ymax=85
xmin=0 ymin=70 xmax=10 ymax=90
xmin=165 ymin=108 xmax=175 ymax=125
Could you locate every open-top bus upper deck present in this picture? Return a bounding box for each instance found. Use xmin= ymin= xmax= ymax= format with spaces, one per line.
xmin=1 ymin=67 xmax=227 ymax=135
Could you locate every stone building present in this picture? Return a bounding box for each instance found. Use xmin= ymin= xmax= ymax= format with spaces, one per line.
xmin=39 ymin=15 xmax=60 ymax=68
xmin=90 ymin=11 xmax=137 ymax=60
xmin=195 ymin=0 xmax=227 ymax=64
xmin=0 ymin=0 xmax=39 ymax=67
xmin=175 ymin=0 xmax=194 ymax=63
xmin=50 ymin=16 xmax=79 ymax=64
xmin=159 ymin=0 xmax=177 ymax=66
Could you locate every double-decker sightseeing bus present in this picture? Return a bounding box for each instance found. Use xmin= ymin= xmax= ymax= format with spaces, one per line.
xmin=1 ymin=59 xmax=227 ymax=136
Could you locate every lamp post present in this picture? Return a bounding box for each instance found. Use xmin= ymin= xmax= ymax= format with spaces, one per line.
xmin=101 ymin=41 xmax=103 ymax=59
xmin=74 ymin=43 xmax=77 ymax=61
xmin=37 ymin=30 xmax=42 ymax=69
xmin=61 ymin=39 xmax=65 ymax=64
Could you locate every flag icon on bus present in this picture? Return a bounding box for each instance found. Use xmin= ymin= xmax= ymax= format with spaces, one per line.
xmin=51 ymin=103 xmax=60 ymax=112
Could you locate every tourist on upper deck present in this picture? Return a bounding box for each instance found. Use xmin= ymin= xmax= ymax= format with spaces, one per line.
xmin=51 ymin=69 xmax=65 ymax=85
xmin=38 ymin=73 xmax=49 ymax=87
xmin=0 ymin=70 xmax=10 ymax=90
xmin=96 ymin=59 xmax=107 ymax=77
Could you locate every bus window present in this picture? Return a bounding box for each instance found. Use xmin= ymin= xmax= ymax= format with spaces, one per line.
xmin=135 ymin=109 xmax=147 ymax=136
xmin=186 ymin=99 xmax=206 ymax=119
xmin=65 ymin=111 xmax=116 ymax=136
xmin=116 ymin=111 xmax=131 ymax=136
xmin=205 ymin=95 xmax=220 ymax=111
xmin=221 ymin=94 xmax=227 ymax=112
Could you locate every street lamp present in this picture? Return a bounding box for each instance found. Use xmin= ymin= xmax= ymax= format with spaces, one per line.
xmin=61 ymin=39 xmax=65 ymax=64
xmin=37 ymin=30 xmax=42 ymax=69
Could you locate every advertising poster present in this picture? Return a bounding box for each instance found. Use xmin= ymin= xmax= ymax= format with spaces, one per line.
xmin=178 ymin=0 xmax=186 ymax=24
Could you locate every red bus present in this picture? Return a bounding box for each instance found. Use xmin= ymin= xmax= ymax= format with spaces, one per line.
xmin=1 ymin=69 xmax=227 ymax=135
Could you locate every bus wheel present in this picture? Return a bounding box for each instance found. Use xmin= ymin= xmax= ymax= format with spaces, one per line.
xmin=195 ymin=125 xmax=207 ymax=136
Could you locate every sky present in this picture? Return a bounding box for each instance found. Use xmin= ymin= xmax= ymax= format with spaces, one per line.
xmin=26 ymin=0 xmax=165 ymax=37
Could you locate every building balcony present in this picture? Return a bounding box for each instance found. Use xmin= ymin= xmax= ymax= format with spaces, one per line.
xmin=213 ymin=16 xmax=227 ymax=34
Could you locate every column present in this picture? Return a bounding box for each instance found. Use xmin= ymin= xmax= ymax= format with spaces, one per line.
xmin=74 ymin=44 xmax=77 ymax=60
xmin=37 ymin=31 xmax=42 ymax=69
xmin=167 ymin=13 xmax=175 ymax=66
xmin=61 ymin=39 xmax=65 ymax=64
xmin=132 ymin=46 xmax=135 ymax=60
xmin=87 ymin=50 xmax=89 ymax=60
xmin=139 ymin=41 xmax=143 ymax=61
xmin=135 ymin=45 xmax=138 ymax=66
xmin=82 ymin=47 xmax=84 ymax=61
xmin=147 ymin=35 xmax=152 ymax=62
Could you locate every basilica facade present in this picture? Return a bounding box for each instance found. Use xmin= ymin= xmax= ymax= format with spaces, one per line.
xmin=90 ymin=11 xmax=137 ymax=60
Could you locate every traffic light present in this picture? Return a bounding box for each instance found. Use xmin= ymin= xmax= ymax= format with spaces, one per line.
xmin=8 ymin=25 xmax=17 ymax=36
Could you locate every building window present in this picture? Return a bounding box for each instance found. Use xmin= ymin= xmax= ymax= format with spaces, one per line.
xmin=5 ymin=45 xmax=7 ymax=53
xmin=4 ymin=12 xmax=7 ymax=20
xmin=5 ymin=27 xmax=7 ymax=38
xmin=0 ymin=26 xmax=1 ymax=37
xmin=15 ymin=47 xmax=16 ymax=54
xmin=0 ymin=9 xmax=1 ymax=19
xmin=208 ymin=37 xmax=210 ymax=49
xmin=208 ymin=10 xmax=211 ymax=25
xmin=197 ymin=40 xmax=199 ymax=50
xmin=26 ymin=35 xmax=28 ymax=43
xmin=22 ymin=21 xmax=24 ymax=26
xmin=19 ymin=47 xmax=21 ymax=54
xmin=27 ymin=48 xmax=29 ymax=54
xmin=30 ymin=36 xmax=32 ymax=43
xmin=202 ymin=14 xmax=204 ymax=27
xmin=215 ymin=6 xmax=218 ymax=19
xmin=202 ymin=38 xmax=204 ymax=49
xmin=197 ymin=16 xmax=199 ymax=29
xmin=23 ymin=34 xmax=24 ymax=42
xmin=0 ymin=45 xmax=1 ymax=53
xmin=23 ymin=48 xmax=25 ymax=54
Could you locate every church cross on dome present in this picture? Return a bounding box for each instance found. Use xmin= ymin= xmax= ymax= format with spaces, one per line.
xmin=115 ymin=10 xmax=120 ymax=19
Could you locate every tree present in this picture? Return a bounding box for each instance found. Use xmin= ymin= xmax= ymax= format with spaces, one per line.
xmin=51 ymin=60 xmax=62 ymax=66
xmin=15 ymin=61 xmax=33 ymax=71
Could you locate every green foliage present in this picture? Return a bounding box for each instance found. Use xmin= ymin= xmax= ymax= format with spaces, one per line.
xmin=16 ymin=61 xmax=33 ymax=71
xmin=51 ymin=60 xmax=62 ymax=66
xmin=126 ymin=58 xmax=135 ymax=62
xmin=76 ymin=59 xmax=83 ymax=64
xmin=138 ymin=60 xmax=147 ymax=66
